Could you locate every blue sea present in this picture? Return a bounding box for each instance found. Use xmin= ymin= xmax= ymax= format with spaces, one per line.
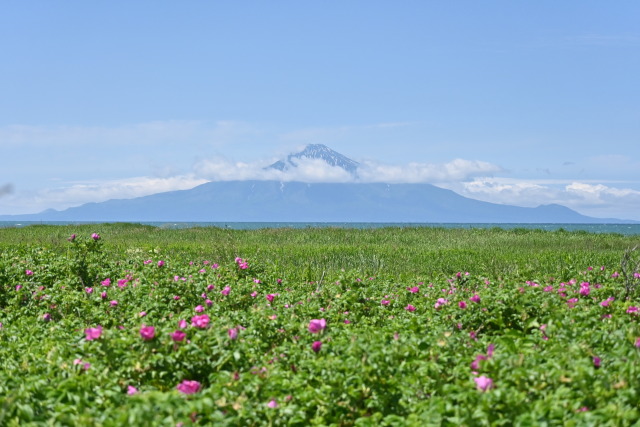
xmin=1 ymin=221 xmax=640 ymax=235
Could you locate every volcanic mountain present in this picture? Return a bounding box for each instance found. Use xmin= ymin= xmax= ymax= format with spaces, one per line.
xmin=266 ymin=144 xmax=359 ymax=176
xmin=1 ymin=145 xmax=634 ymax=223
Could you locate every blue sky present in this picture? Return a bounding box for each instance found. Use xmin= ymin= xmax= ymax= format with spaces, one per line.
xmin=1 ymin=1 xmax=639 ymax=219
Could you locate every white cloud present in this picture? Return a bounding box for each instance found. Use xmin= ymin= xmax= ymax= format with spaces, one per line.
xmin=193 ymin=156 xmax=502 ymax=184
xmin=565 ymin=182 xmax=640 ymax=205
xmin=440 ymin=178 xmax=640 ymax=220
xmin=2 ymin=175 xmax=208 ymax=215
xmin=356 ymin=159 xmax=502 ymax=183
xmin=193 ymin=157 xmax=353 ymax=183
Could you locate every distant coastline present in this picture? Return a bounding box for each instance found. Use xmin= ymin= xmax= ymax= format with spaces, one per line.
xmin=2 ymin=221 xmax=640 ymax=235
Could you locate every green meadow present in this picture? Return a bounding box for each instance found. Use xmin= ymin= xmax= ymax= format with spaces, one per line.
xmin=1 ymin=224 xmax=639 ymax=425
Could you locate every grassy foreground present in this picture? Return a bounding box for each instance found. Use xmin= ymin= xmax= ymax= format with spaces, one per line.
xmin=1 ymin=224 xmax=640 ymax=425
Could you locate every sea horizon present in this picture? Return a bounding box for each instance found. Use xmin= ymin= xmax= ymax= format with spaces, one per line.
xmin=2 ymin=221 xmax=640 ymax=235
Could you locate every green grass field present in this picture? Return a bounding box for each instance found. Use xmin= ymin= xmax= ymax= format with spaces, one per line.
xmin=1 ymin=224 xmax=639 ymax=425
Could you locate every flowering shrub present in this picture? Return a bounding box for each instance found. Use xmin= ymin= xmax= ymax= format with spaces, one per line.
xmin=0 ymin=228 xmax=639 ymax=425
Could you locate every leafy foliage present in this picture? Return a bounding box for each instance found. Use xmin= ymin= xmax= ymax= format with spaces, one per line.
xmin=0 ymin=226 xmax=639 ymax=425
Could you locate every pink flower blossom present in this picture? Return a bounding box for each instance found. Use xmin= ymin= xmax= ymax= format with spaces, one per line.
xmin=381 ymin=299 xmax=390 ymax=306
xmin=487 ymin=343 xmax=495 ymax=357
xmin=228 ymin=328 xmax=238 ymax=340
xmin=635 ymin=337 xmax=640 ymax=348
xmin=195 ymin=305 xmax=204 ymax=313
xmin=140 ymin=325 xmax=155 ymax=341
xmin=254 ymin=278 xmax=261 ymax=284
xmin=266 ymin=294 xmax=276 ymax=303
xmin=250 ymin=291 xmax=258 ymax=297
xmin=312 ymin=341 xmax=322 ymax=353
xmin=344 ymin=319 xmax=351 ymax=324
xmin=68 ymin=234 xmax=76 ymax=242
xmin=221 ymin=286 xmax=231 ymax=296
xmin=171 ymin=330 xmax=186 ymax=342
xmin=157 ymin=260 xmax=165 ymax=267
xmin=127 ymin=385 xmax=138 ymax=395
xmin=308 ymin=318 xmax=327 ymax=334
xmin=73 ymin=358 xmax=91 ymax=370
xmin=474 ymin=376 xmax=493 ymax=391
xmin=405 ymin=304 xmax=416 ymax=312
xmin=176 ymin=380 xmax=201 ymax=394
xmin=267 ymin=399 xmax=278 ymax=408
xmin=434 ymin=298 xmax=449 ymax=309
xmin=408 ymin=286 xmax=419 ymax=293
xmin=139 ymin=311 xmax=147 ymax=317
xmin=42 ymin=313 xmax=51 ymax=322
xmin=101 ymin=278 xmax=111 ymax=286
xmin=85 ymin=325 xmax=103 ymax=341
xmin=458 ymin=301 xmax=467 ymax=309
xmin=470 ymin=354 xmax=487 ymax=371
xmin=593 ymin=356 xmax=601 ymax=368
xmin=85 ymin=287 xmax=93 ymax=294
xmin=627 ymin=306 xmax=639 ymax=314
xmin=178 ymin=319 xmax=188 ymax=329
xmin=110 ymin=300 xmax=118 ymax=307
xmin=191 ymin=314 xmax=210 ymax=329
xmin=611 ymin=272 xmax=620 ymax=278
xmin=91 ymin=233 xmax=100 ymax=241
xmin=600 ymin=297 xmax=615 ymax=307
xmin=100 ymin=291 xmax=107 ymax=299
xmin=25 ymin=269 xmax=33 ymax=276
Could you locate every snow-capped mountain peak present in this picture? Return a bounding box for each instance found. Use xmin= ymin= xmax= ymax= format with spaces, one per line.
xmin=266 ymin=144 xmax=359 ymax=175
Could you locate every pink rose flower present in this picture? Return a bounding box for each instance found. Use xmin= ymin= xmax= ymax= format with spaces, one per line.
xmin=85 ymin=325 xmax=103 ymax=341
xmin=474 ymin=376 xmax=493 ymax=391
xmin=191 ymin=314 xmax=210 ymax=329
xmin=171 ymin=330 xmax=186 ymax=342
xmin=140 ymin=325 xmax=155 ymax=341
xmin=176 ymin=380 xmax=201 ymax=394
xmin=228 ymin=328 xmax=238 ymax=340
xmin=308 ymin=319 xmax=326 ymax=334
xmin=312 ymin=340 xmax=322 ymax=353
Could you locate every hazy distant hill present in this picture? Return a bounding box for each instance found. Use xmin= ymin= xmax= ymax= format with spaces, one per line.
xmin=0 ymin=180 xmax=630 ymax=223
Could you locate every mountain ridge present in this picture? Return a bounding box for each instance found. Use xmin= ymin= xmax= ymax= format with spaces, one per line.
xmin=1 ymin=180 xmax=635 ymax=223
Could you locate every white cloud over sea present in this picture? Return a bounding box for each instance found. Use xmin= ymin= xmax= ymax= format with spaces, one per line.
xmin=439 ymin=178 xmax=640 ymax=220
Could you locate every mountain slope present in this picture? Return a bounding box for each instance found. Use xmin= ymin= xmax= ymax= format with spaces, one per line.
xmin=0 ymin=181 xmax=627 ymax=223
xmin=266 ymin=144 xmax=359 ymax=175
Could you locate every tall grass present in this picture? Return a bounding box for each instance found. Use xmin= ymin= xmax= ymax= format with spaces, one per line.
xmin=1 ymin=224 xmax=637 ymax=282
